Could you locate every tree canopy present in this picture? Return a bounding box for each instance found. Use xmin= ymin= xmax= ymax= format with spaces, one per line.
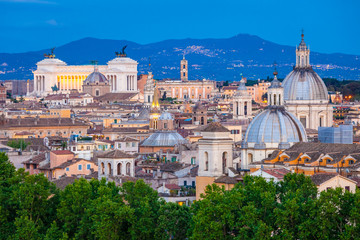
xmin=1 ymin=152 xmax=360 ymax=240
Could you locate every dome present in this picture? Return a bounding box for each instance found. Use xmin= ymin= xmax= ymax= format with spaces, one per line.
xmin=159 ymin=112 xmax=173 ymax=120
xmin=282 ymin=68 xmax=328 ymax=101
xmin=84 ymin=71 xmax=108 ymax=84
xmin=140 ymin=131 xmax=186 ymax=147
xmin=244 ymin=106 xmax=307 ymax=149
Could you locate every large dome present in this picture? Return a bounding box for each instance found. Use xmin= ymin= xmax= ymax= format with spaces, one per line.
xmin=244 ymin=106 xmax=307 ymax=149
xmin=282 ymin=67 xmax=328 ymax=102
xmin=140 ymin=131 xmax=186 ymax=147
xmin=84 ymin=71 xmax=108 ymax=84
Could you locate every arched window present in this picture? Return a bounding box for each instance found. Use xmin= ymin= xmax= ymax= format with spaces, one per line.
xmin=108 ymin=163 xmax=112 ymax=176
xmin=201 ymin=116 xmax=204 ymax=125
xmin=248 ymin=153 xmax=253 ymax=163
xmin=148 ymin=95 xmax=150 ymax=103
xmin=101 ymin=162 xmax=105 ymax=174
xmin=95 ymin=90 xmax=100 ymax=96
xmin=126 ymin=163 xmax=131 ymax=175
xmin=204 ymin=152 xmax=209 ymax=171
xmin=222 ymin=152 xmax=227 ymax=174
xmin=117 ymin=163 xmax=122 ymax=175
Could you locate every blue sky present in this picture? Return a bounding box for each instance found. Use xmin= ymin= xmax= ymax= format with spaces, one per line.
xmin=1 ymin=0 xmax=359 ymax=55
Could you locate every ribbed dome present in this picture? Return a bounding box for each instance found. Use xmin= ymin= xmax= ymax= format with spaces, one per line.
xmin=159 ymin=112 xmax=173 ymax=120
xmin=282 ymin=67 xmax=328 ymax=101
xmin=84 ymin=71 xmax=108 ymax=84
xmin=244 ymin=106 xmax=307 ymax=148
xmin=140 ymin=131 xmax=186 ymax=147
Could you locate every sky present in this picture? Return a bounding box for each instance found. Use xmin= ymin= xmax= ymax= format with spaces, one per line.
xmin=1 ymin=0 xmax=359 ymax=55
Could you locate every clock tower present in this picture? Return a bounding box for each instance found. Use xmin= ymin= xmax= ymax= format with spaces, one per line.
xmin=180 ymin=56 xmax=188 ymax=81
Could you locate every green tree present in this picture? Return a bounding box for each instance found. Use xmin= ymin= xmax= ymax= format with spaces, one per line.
xmin=155 ymin=202 xmax=191 ymax=240
xmin=7 ymin=139 xmax=30 ymax=151
xmin=274 ymin=173 xmax=319 ymax=239
xmin=120 ymin=179 xmax=164 ymax=240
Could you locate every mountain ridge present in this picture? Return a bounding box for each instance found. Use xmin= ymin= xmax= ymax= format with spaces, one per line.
xmin=0 ymin=34 xmax=359 ymax=81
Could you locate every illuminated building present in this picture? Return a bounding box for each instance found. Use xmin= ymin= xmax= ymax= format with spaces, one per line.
xmin=31 ymin=51 xmax=138 ymax=96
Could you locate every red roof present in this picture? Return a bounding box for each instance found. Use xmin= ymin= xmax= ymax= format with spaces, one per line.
xmin=165 ymin=184 xmax=181 ymax=190
xmin=51 ymin=150 xmax=74 ymax=155
xmin=262 ymin=168 xmax=290 ymax=179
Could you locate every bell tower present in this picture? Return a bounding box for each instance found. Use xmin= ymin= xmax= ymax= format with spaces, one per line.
xmin=180 ymin=55 xmax=188 ymax=81
xmin=233 ymin=77 xmax=252 ymax=119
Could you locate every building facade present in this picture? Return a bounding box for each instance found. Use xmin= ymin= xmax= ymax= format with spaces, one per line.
xmin=31 ymin=53 xmax=138 ymax=96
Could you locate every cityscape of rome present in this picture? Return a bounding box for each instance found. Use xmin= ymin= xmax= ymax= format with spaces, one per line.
xmin=1 ymin=0 xmax=360 ymax=239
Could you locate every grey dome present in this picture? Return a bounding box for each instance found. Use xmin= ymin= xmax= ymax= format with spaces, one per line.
xmin=159 ymin=112 xmax=173 ymax=120
xmin=140 ymin=131 xmax=186 ymax=147
xmin=244 ymin=106 xmax=307 ymax=148
xmin=84 ymin=71 xmax=108 ymax=84
xmin=282 ymin=68 xmax=328 ymax=101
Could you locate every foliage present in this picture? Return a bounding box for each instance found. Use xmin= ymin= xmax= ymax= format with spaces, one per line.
xmin=7 ymin=139 xmax=30 ymax=151
xmin=2 ymin=150 xmax=360 ymax=240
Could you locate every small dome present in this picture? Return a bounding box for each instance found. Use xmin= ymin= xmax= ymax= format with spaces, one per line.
xmin=140 ymin=131 xmax=186 ymax=147
xmin=282 ymin=68 xmax=328 ymax=101
xmin=159 ymin=112 xmax=173 ymax=120
xmin=244 ymin=106 xmax=307 ymax=148
xmin=84 ymin=71 xmax=108 ymax=84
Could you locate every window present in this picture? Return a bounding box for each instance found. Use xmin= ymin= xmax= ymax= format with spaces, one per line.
xmin=86 ymin=146 xmax=90 ymax=150
xmin=164 ymin=123 xmax=168 ymax=129
xmin=87 ymin=164 xmax=91 ymax=170
xmin=72 ymin=147 xmax=76 ymax=151
xmin=101 ymin=162 xmax=105 ymax=174
xmin=131 ymin=142 xmax=136 ymax=147
xmin=171 ymin=157 xmax=177 ymax=162
xmin=126 ymin=142 xmax=130 ymax=147
xmin=117 ymin=163 xmax=122 ymax=175
xmin=78 ymin=165 xmax=82 ymax=170
xmin=184 ymin=181 xmax=187 ymax=186
xmin=118 ymin=143 xmax=121 ymax=149
xmin=26 ymin=164 xmax=30 ymax=169
xmin=114 ymin=119 xmax=117 ymax=124
xmin=345 ymin=186 xmax=350 ymax=191
xmin=192 ymin=181 xmax=195 ymax=187
xmin=79 ymin=131 xmax=82 ymax=134
xmin=33 ymin=165 xmax=37 ymax=169
xmin=66 ymin=167 xmax=69 ymax=172
xmin=191 ymin=157 xmax=196 ymax=165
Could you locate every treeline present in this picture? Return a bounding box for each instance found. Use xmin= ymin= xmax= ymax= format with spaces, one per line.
xmin=1 ymin=152 xmax=360 ymax=240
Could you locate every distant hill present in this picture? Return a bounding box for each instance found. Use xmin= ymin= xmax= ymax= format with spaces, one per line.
xmin=0 ymin=34 xmax=359 ymax=81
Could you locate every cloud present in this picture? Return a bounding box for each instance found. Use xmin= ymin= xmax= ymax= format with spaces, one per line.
xmin=46 ymin=19 xmax=58 ymax=26
xmin=0 ymin=0 xmax=56 ymax=4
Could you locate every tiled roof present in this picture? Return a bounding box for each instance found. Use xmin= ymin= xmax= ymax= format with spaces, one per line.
xmin=262 ymin=168 xmax=290 ymax=179
xmin=51 ymin=150 xmax=74 ymax=155
xmin=311 ymin=173 xmax=338 ymax=186
xmin=22 ymin=153 xmax=46 ymax=164
xmin=164 ymin=184 xmax=181 ymax=190
xmin=201 ymin=122 xmax=229 ymax=132
xmin=95 ymin=93 xmax=137 ymax=102
xmin=214 ymin=176 xmax=239 ymax=184
xmin=52 ymin=176 xmax=77 ymax=190
xmin=97 ymin=150 xmax=134 ymax=159
xmin=160 ymin=162 xmax=186 ymax=172
xmin=0 ymin=117 xmax=89 ymax=128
